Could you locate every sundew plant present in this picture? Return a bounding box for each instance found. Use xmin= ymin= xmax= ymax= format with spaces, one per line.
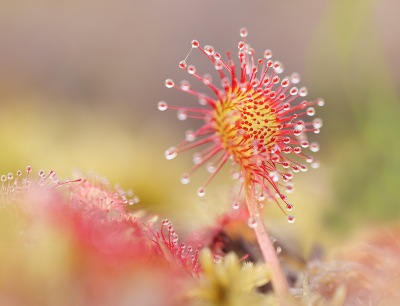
xmin=159 ymin=28 xmax=323 ymax=298
xmin=2 ymin=21 xmax=399 ymax=306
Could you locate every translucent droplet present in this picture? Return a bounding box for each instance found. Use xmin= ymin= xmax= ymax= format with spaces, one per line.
xmin=293 ymin=147 xmax=301 ymax=154
xmin=158 ymin=101 xmax=168 ymax=111
xmin=185 ymin=129 xmax=196 ymax=141
xmin=165 ymin=147 xmax=177 ymax=160
xmin=240 ymin=27 xmax=248 ymax=38
xmin=197 ymin=187 xmax=206 ymax=197
xmin=206 ymin=163 xmax=216 ymax=173
xmin=192 ymin=153 xmax=202 ymax=164
xmin=191 ymin=40 xmax=199 ymax=48
xmin=177 ymin=110 xmax=188 ymax=120
xmin=16 ymin=170 xmax=22 ymax=177
xmin=299 ymin=86 xmax=308 ymax=97
xmin=187 ymin=65 xmax=196 ymax=74
xmin=317 ymin=98 xmax=325 ymax=106
xmin=276 ymin=246 xmax=282 ymax=254
xmin=313 ymin=118 xmax=323 ymax=128
xmin=290 ymin=72 xmax=300 ymax=84
xmin=127 ymin=189 xmax=134 ymax=197
xmin=238 ymin=41 xmax=244 ymax=50
xmin=180 ymin=80 xmax=191 ymax=91
xmin=311 ymin=160 xmax=320 ymax=169
xmin=39 ymin=170 xmax=44 ymax=177
xmin=264 ymin=49 xmax=272 ymax=59
xmin=309 ymin=142 xmax=320 ymax=152
xmin=286 ymin=203 xmax=294 ymax=211
xmin=286 ymin=184 xmax=294 ymax=193
xmin=179 ymin=60 xmax=187 ymax=69
xmin=198 ymin=96 xmax=208 ymax=105
xmin=204 ymin=45 xmax=215 ymax=56
xmin=133 ymin=196 xmax=140 ymax=203
xmin=180 ymin=173 xmax=190 ymax=184
xmin=165 ymin=79 xmax=174 ymax=88
xmin=7 ymin=173 xmax=13 ymax=180
xmin=273 ymin=61 xmax=284 ymax=74
xmin=287 ymin=215 xmax=295 ymax=223
xmin=300 ymin=164 xmax=308 ymax=172
xmin=290 ymin=87 xmax=298 ymax=95
xmin=128 ymin=199 xmax=134 ymax=205
xmin=232 ymin=201 xmax=239 ymax=210
xmin=1 ymin=175 xmax=6 ymax=182
xmin=26 ymin=166 xmax=32 ymax=173
xmin=248 ymin=217 xmax=258 ymax=228
xmin=301 ymin=141 xmax=309 ymax=148
xmin=214 ymin=61 xmax=223 ymax=71
xmin=307 ymin=107 xmax=315 ymax=116
xmin=214 ymin=52 xmax=221 ymax=60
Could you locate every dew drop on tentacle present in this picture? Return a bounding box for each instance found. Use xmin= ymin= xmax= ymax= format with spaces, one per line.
xmin=7 ymin=173 xmax=13 ymax=180
xmin=187 ymin=65 xmax=196 ymax=75
xmin=248 ymin=217 xmax=258 ymax=228
xmin=26 ymin=166 xmax=32 ymax=173
xmin=192 ymin=153 xmax=203 ymax=164
xmin=232 ymin=201 xmax=239 ymax=210
xmin=185 ymin=129 xmax=196 ymax=142
xmin=301 ymin=141 xmax=309 ymax=148
xmin=180 ymin=173 xmax=190 ymax=184
xmin=313 ymin=118 xmax=323 ymax=128
xmin=197 ymin=187 xmax=206 ymax=197
xmin=165 ymin=147 xmax=177 ymax=160
xmin=287 ymin=215 xmax=295 ymax=223
xmin=317 ymin=98 xmax=325 ymax=106
xmin=290 ymin=87 xmax=298 ymax=95
xmin=191 ymin=40 xmax=199 ymax=48
xmin=307 ymin=107 xmax=315 ymax=116
xmin=264 ymin=49 xmax=272 ymax=59
xmin=158 ymin=101 xmax=168 ymax=111
xmin=177 ymin=110 xmax=188 ymax=121
xmin=180 ymin=80 xmax=191 ymax=91
xmin=309 ymin=142 xmax=320 ymax=152
xmin=273 ymin=61 xmax=284 ymax=74
xmin=206 ymin=163 xmax=216 ymax=173
xmin=1 ymin=175 xmax=6 ymax=182
xmin=165 ymin=79 xmax=174 ymax=88
xmin=286 ymin=183 xmax=294 ymax=193
xmin=16 ymin=170 xmax=22 ymax=177
xmin=299 ymin=86 xmax=308 ymax=97
xmin=204 ymin=45 xmax=215 ymax=56
xmin=240 ymin=27 xmax=248 ymax=37
xmin=311 ymin=159 xmax=320 ymax=169
xmin=179 ymin=60 xmax=187 ymax=69
xmin=290 ymin=72 xmax=301 ymax=84
xmin=286 ymin=203 xmax=293 ymax=211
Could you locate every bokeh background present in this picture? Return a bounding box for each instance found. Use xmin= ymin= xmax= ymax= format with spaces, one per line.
xmin=0 ymin=0 xmax=399 ymax=255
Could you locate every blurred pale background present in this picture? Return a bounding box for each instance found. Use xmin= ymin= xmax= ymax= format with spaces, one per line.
xmin=0 ymin=0 xmax=399 ymax=254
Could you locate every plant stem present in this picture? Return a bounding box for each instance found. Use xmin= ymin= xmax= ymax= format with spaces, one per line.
xmin=243 ymin=175 xmax=289 ymax=298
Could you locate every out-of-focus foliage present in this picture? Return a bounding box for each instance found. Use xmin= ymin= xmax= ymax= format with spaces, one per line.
xmin=308 ymin=0 xmax=400 ymax=232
